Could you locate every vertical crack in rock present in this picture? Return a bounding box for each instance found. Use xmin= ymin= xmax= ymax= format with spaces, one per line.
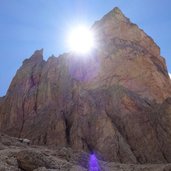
xmin=33 ymin=73 xmax=41 ymax=114
xmin=63 ymin=112 xmax=71 ymax=145
xmin=18 ymin=97 xmax=26 ymax=138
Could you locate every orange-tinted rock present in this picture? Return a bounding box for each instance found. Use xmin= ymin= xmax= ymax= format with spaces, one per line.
xmin=0 ymin=8 xmax=171 ymax=163
xmin=88 ymin=7 xmax=171 ymax=102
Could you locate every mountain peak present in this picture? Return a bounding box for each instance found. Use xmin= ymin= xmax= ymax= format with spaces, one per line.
xmin=23 ymin=48 xmax=44 ymax=65
xmin=111 ymin=7 xmax=125 ymax=16
xmin=102 ymin=7 xmax=129 ymax=23
xmin=33 ymin=48 xmax=44 ymax=56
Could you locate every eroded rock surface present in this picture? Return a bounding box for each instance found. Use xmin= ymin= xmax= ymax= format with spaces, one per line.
xmin=0 ymin=7 xmax=171 ymax=165
xmin=0 ymin=134 xmax=171 ymax=171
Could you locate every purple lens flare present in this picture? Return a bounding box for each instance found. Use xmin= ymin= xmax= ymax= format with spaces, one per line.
xmin=89 ymin=153 xmax=101 ymax=171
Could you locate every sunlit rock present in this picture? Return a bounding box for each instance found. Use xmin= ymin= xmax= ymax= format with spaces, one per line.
xmin=0 ymin=7 xmax=171 ymax=164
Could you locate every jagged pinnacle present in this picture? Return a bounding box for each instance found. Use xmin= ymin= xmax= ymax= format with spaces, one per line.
xmin=33 ymin=48 xmax=44 ymax=56
xmin=102 ymin=7 xmax=129 ymax=23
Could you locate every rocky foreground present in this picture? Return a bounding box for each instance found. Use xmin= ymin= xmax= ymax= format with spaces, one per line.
xmin=0 ymin=134 xmax=171 ymax=171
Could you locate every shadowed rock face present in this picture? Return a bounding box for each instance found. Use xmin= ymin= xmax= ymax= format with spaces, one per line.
xmin=0 ymin=7 xmax=171 ymax=164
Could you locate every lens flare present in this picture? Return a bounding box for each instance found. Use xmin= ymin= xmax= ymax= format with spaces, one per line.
xmin=89 ymin=154 xmax=101 ymax=171
xmin=68 ymin=25 xmax=95 ymax=54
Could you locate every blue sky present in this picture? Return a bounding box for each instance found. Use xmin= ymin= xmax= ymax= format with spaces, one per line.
xmin=0 ymin=0 xmax=171 ymax=96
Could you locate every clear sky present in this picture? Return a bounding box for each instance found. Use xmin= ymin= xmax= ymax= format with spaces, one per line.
xmin=0 ymin=0 xmax=171 ymax=96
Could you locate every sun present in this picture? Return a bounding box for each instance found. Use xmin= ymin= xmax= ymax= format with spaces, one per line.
xmin=68 ymin=26 xmax=95 ymax=54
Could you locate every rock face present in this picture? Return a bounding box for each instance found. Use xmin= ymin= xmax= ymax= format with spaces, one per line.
xmin=0 ymin=7 xmax=171 ymax=164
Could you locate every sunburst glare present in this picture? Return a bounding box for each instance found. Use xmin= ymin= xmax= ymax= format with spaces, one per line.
xmin=67 ymin=25 xmax=95 ymax=54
